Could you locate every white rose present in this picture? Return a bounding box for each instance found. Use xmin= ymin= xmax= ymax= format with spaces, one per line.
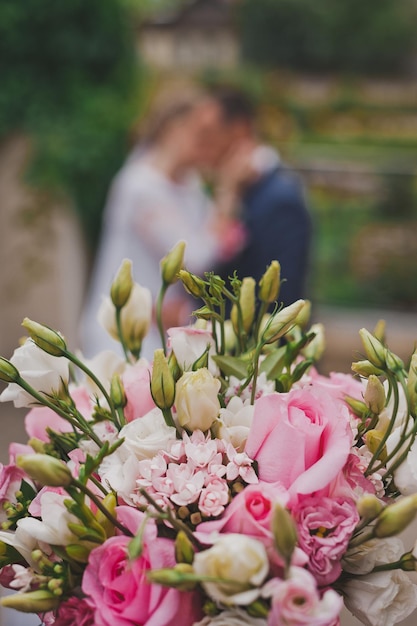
xmin=0 ymin=339 xmax=69 ymax=408
xmin=98 ymin=282 xmax=152 ymax=346
xmin=176 ymin=368 xmax=221 ymax=432
xmin=343 ymin=537 xmax=404 ymax=575
xmin=168 ymin=326 xmax=218 ymax=374
xmin=386 ymin=427 xmax=417 ymax=495
xmin=217 ymin=397 xmax=254 ymax=451
xmin=193 ymin=609 xmax=267 ymax=626
xmin=344 ymin=569 xmax=417 ymax=626
xmin=119 ymin=407 xmax=176 ymax=460
xmin=193 ymin=534 xmax=269 ymax=605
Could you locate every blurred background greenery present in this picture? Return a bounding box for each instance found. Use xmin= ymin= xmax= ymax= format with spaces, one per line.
xmin=2 ymin=0 xmax=417 ymax=311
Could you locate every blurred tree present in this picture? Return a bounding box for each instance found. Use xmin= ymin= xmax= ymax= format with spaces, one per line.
xmin=0 ymin=0 xmax=143 ymax=250
xmin=239 ymin=0 xmax=417 ymax=75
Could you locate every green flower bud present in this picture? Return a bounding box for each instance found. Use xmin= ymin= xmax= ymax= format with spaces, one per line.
xmin=262 ymin=300 xmax=306 ymax=344
xmin=161 ymin=241 xmax=186 ymax=285
xmin=95 ymin=493 xmax=117 ymax=538
xmin=385 ymin=349 xmax=404 ymax=374
xmin=0 ymin=590 xmax=59 ymax=613
xmin=21 ymin=318 xmax=67 ymax=357
xmin=373 ymin=319 xmax=386 ymax=343
xmin=365 ymin=430 xmax=387 ymax=462
xmin=178 ymin=270 xmax=206 ymax=299
xmin=151 ymin=349 xmax=176 ymax=410
xmin=65 ymin=544 xmax=91 ymax=563
xmin=351 ymin=360 xmax=384 ymax=377
xmin=271 ymin=503 xmax=298 ymax=567
xmin=17 ymin=454 xmax=72 ymax=487
xmin=0 ymin=357 xmax=20 ymax=383
xmin=295 ymin=299 xmax=311 ymax=329
xmin=175 ymin=530 xmax=195 ymax=564
xmin=359 ymin=328 xmax=386 ymax=369
xmin=147 ymin=564 xmax=196 ymax=591
xmin=399 ymin=551 xmax=416 ymax=572
xmin=231 ymin=277 xmax=256 ymax=334
xmin=110 ymin=259 xmax=133 ymax=308
xmin=302 ymin=323 xmax=325 ymax=361
xmin=258 ymin=260 xmax=280 ymax=303
xmin=407 ymin=353 xmax=417 ymax=414
xmin=364 ymin=375 xmax=385 ymax=414
xmin=374 ymin=495 xmax=417 ymax=538
xmin=356 ymin=494 xmax=383 ymax=521
xmin=110 ymin=374 xmax=127 ymax=409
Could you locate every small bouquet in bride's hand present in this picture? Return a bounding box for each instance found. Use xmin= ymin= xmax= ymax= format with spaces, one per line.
xmin=1 ymin=241 xmax=417 ymax=626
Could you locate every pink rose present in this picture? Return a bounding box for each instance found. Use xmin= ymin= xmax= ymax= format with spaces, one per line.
xmin=122 ymin=361 xmax=155 ymax=422
xmin=245 ymin=388 xmax=352 ymax=497
xmin=198 ymin=482 xmax=289 ymax=540
xmin=54 ymin=597 xmax=95 ymax=626
xmin=305 ymin=371 xmax=363 ymax=403
xmin=265 ymin=567 xmax=343 ymax=626
xmin=198 ymin=478 xmax=229 ymax=517
xmin=293 ymin=496 xmax=359 ymax=586
xmin=197 ymin=483 xmax=307 ymax=571
xmin=82 ymin=519 xmax=199 ymax=626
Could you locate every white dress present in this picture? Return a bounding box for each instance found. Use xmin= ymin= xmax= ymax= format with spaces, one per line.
xmin=79 ymin=153 xmax=222 ymax=359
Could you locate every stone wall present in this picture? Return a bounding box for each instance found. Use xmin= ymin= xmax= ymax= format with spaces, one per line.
xmin=0 ymin=135 xmax=88 ymax=359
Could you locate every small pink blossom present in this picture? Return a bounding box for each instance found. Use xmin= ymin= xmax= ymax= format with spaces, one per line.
xmin=184 ymin=432 xmax=219 ymax=468
xmin=199 ymin=478 xmax=229 ymax=517
xmin=226 ymin=445 xmax=258 ymax=484
xmin=293 ymin=496 xmax=359 ymax=586
xmin=168 ymin=464 xmax=205 ymax=506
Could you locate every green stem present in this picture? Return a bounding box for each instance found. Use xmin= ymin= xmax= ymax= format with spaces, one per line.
xmin=115 ymin=307 xmax=130 ymax=361
xmin=72 ymin=478 xmax=133 ymax=537
xmin=253 ymin=300 xmax=268 ymax=344
xmin=62 ymin=349 xmax=120 ymax=430
xmin=138 ymin=489 xmax=204 ymax=549
xmin=16 ymin=378 xmax=102 ymax=448
xmin=162 ymin=407 xmax=176 ymax=430
xmin=250 ymin=345 xmax=263 ymax=405
xmin=156 ymin=284 xmax=168 ymax=354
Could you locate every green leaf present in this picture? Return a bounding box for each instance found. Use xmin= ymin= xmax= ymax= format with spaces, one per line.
xmin=260 ymin=346 xmax=286 ymax=379
xmin=212 ymin=355 xmax=249 ymax=379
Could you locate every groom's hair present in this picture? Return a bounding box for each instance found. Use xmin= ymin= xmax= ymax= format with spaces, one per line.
xmin=209 ymin=86 xmax=257 ymax=124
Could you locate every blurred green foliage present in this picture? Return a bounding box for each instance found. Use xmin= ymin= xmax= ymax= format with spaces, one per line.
xmin=0 ymin=0 xmax=143 ymax=250
xmin=239 ymin=0 xmax=417 ymax=75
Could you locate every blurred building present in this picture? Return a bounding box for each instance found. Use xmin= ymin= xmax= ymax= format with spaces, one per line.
xmin=139 ymin=0 xmax=239 ymax=70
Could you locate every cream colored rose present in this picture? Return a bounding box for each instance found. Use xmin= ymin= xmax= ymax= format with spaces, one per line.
xmin=98 ymin=282 xmax=152 ymax=349
xmin=175 ymin=368 xmax=221 ymax=432
xmin=119 ymin=407 xmax=176 ymax=460
xmin=193 ymin=609 xmax=267 ymax=625
xmin=193 ymin=534 xmax=269 ymax=605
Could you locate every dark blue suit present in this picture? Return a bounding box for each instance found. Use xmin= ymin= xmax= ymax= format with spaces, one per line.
xmin=218 ymin=166 xmax=312 ymax=307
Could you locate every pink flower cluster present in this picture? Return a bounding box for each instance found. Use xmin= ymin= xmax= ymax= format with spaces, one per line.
xmin=132 ymin=431 xmax=258 ymax=520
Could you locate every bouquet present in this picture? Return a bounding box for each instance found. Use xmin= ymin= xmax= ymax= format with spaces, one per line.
xmin=0 ymin=241 xmax=417 ymax=626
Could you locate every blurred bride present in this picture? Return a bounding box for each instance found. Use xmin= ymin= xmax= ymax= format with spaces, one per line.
xmin=79 ymin=86 xmax=246 ymax=360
